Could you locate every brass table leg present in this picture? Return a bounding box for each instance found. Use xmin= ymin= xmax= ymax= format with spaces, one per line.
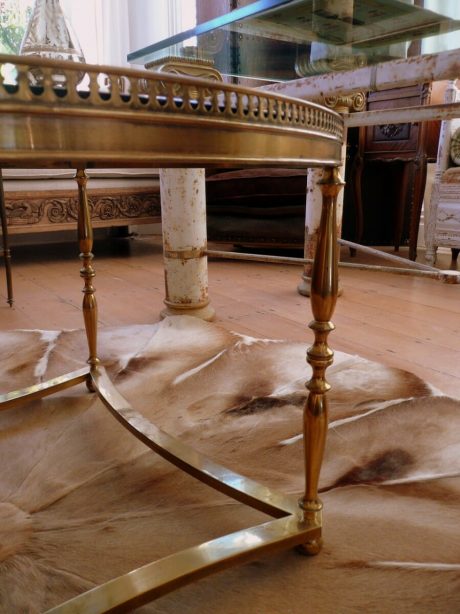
xmin=2 ymin=165 xmax=343 ymax=610
xmin=0 ymin=169 xmax=13 ymax=306
xmin=75 ymin=169 xmax=100 ymax=388
xmin=299 ymin=167 xmax=344 ymax=555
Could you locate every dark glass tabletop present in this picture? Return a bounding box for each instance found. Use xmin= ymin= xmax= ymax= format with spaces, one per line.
xmin=127 ymin=0 xmax=460 ymax=83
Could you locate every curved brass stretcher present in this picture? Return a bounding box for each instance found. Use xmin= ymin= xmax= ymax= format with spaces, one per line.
xmin=0 ymin=54 xmax=344 ymax=612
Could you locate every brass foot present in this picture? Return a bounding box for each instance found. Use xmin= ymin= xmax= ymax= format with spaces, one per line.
xmin=296 ymin=536 xmax=323 ymax=556
xmin=85 ymin=377 xmax=96 ymax=393
xmin=297 ymin=498 xmax=323 ymax=556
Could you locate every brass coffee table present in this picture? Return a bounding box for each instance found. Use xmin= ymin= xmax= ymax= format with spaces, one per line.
xmin=0 ymin=54 xmax=343 ymax=612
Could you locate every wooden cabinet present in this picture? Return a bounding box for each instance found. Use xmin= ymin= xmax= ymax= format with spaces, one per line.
xmin=351 ymin=82 xmax=443 ymax=260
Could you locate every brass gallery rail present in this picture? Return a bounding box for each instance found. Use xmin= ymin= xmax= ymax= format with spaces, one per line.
xmin=0 ymin=54 xmax=343 ymax=612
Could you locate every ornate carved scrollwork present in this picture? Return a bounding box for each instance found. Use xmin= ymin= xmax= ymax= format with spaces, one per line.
xmin=323 ymin=92 xmax=365 ymax=114
xmin=5 ymin=192 xmax=161 ymax=227
xmin=145 ymin=55 xmax=223 ymax=99
xmin=94 ymin=198 xmax=119 ymax=221
xmin=379 ymin=123 xmax=404 ymax=139
xmin=5 ymin=201 xmax=44 ymax=225
xmin=295 ymin=53 xmax=367 ymax=78
xmin=47 ymin=198 xmax=79 ymax=223
xmin=119 ymin=195 xmax=157 ymax=218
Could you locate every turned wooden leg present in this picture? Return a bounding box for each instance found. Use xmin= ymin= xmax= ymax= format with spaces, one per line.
xmin=299 ymin=167 xmax=344 ymax=555
xmin=76 ymin=169 xmax=100 ymax=389
xmin=0 ymin=169 xmax=13 ymax=306
xmin=350 ymin=152 xmax=364 ymax=251
xmin=408 ymin=155 xmax=427 ymax=262
xmin=395 ymin=162 xmax=410 ymax=253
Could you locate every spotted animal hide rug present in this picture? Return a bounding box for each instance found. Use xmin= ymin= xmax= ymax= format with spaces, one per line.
xmin=0 ymin=316 xmax=459 ymax=613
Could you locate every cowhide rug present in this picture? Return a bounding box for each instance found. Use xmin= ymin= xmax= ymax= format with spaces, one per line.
xmin=0 ymin=316 xmax=459 ymax=613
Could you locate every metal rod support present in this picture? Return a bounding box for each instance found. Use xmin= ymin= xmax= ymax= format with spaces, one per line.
xmin=344 ymin=102 xmax=460 ymax=128
xmin=337 ymin=239 xmax=439 ymax=271
xmin=205 ymin=249 xmax=460 ymax=282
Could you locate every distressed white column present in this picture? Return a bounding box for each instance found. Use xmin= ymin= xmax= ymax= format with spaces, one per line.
xmin=298 ymin=137 xmax=347 ymax=296
xmin=296 ymin=0 xmax=363 ymax=297
xmin=425 ymin=81 xmax=458 ymax=265
xmin=298 ymin=168 xmax=324 ymax=296
xmin=160 ymin=168 xmax=215 ymax=321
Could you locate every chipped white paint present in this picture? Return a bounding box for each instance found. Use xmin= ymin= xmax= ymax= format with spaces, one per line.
xmin=159 ymin=168 xmax=215 ymax=321
xmin=262 ymin=49 xmax=460 ymax=102
xmin=345 ymin=101 xmax=460 ymax=128
xmin=271 ymin=49 xmax=460 ymax=293
xmin=297 ymin=168 xmax=324 ymax=296
xmin=298 ymin=137 xmax=346 ymax=297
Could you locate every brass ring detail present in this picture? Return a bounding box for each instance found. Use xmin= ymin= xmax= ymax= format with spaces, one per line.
xmin=164 ymin=247 xmax=206 ymax=260
xmin=163 ymin=298 xmax=210 ymax=310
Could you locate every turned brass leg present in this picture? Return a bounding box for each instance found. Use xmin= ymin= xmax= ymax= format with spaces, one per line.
xmin=0 ymin=169 xmax=13 ymax=306
xmin=76 ymin=169 xmax=100 ymax=390
xmin=299 ymin=167 xmax=344 ymax=555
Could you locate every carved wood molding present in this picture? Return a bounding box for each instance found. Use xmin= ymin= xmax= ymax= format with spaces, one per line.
xmin=378 ymin=123 xmax=405 ymax=139
xmin=4 ymin=188 xmax=161 ymax=229
xmin=322 ymin=91 xmax=366 ymax=114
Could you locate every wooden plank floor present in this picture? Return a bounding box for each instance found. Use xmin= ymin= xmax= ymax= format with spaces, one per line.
xmin=1 ymin=234 xmax=459 ymax=398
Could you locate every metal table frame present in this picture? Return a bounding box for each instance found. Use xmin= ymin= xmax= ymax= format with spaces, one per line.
xmin=0 ymin=54 xmax=343 ymax=612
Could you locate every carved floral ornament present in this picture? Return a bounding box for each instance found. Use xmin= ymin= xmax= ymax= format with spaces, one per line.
xmin=5 ymin=194 xmax=160 ymax=226
xmin=378 ymin=123 xmax=405 ymax=139
xmin=322 ymin=92 xmax=365 ymax=113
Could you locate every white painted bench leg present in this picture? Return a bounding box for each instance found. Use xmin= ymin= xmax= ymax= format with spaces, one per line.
xmin=298 ymin=164 xmax=345 ymax=297
xmin=159 ymin=168 xmax=215 ymax=321
xmin=298 ymin=168 xmax=324 ymax=297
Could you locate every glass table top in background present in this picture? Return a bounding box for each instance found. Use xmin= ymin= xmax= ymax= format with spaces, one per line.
xmin=127 ymin=0 xmax=460 ymax=83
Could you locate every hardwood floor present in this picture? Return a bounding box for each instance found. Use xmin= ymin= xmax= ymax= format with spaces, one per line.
xmin=1 ymin=234 xmax=459 ymax=398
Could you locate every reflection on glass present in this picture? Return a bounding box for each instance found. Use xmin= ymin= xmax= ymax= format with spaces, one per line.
xmin=19 ymin=0 xmax=85 ymax=87
xmin=128 ymin=0 xmax=460 ymax=82
xmin=19 ymin=0 xmax=84 ymax=62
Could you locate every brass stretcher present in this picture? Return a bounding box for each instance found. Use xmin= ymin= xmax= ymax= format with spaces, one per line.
xmin=0 ymin=54 xmax=343 ymax=612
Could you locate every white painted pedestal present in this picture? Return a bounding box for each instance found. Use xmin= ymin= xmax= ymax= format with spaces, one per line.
xmin=298 ymin=141 xmax=346 ymax=297
xmin=159 ymin=168 xmax=215 ymax=321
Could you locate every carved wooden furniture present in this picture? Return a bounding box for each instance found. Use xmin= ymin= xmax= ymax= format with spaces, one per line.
xmin=351 ymin=83 xmax=442 ymax=260
xmin=0 ymin=54 xmax=343 ymax=612
xmin=129 ymin=0 xmax=460 ymax=289
xmin=2 ymin=169 xmax=161 ymax=236
xmin=0 ymin=169 xmax=13 ymax=305
xmin=0 ymin=169 xmax=160 ymax=306
xmin=205 ymin=167 xmax=308 ymax=249
xmin=425 ymin=80 xmax=460 ymax=266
